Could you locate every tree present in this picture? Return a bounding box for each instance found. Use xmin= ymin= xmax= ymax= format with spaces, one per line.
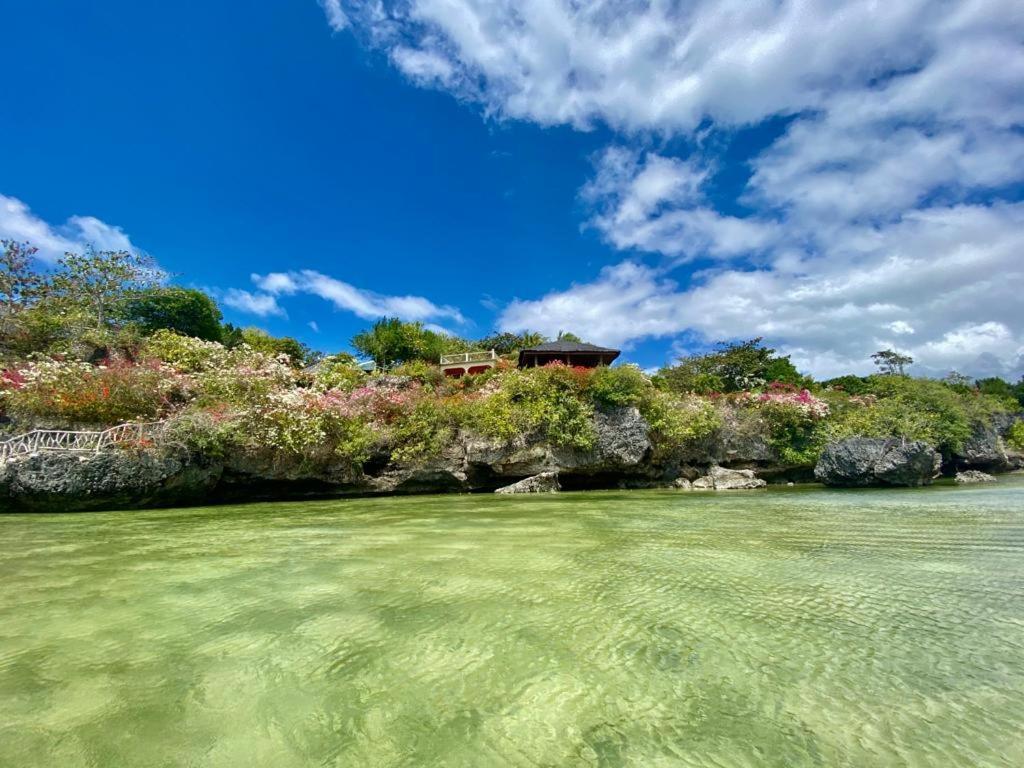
xmin=221 ymin=322 xmax=245 ymax=348
xmin=658 ymin=338 xmax=808 ymax=394
xmin=51 ymin=247 xmax=163 ymax=330
xmin=477 ymin=331 xmax=547 ymax=355
xmin=942 ymin=371 xmax=973 ymax=392
xmin=0 ymin=240 xmax=44 ymax=332
xmin=976 ymin=376 xmax=1024 ymax=408
xmin=120 ymin=287 xmax=223 ymax=341
xmin=556 ymin=330 xmax=583 ymax=343
xmin=351 ymin=317 xmax=460 ymax=368
xmin=871 ymin=349 xmax=913 ymax=376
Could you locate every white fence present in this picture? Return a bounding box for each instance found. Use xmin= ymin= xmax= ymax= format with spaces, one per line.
xmin=439 ymin=350 xmax=498 ymax=366
xmin=0 ymin=422 xmax=166 ymax=463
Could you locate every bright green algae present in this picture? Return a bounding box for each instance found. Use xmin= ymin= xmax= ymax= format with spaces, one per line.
xmin=2 ymin=480 xmax=1023 ymax=767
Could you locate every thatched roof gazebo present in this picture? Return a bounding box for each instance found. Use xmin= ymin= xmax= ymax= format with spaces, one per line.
xmin=518 ymin=340 xmax=620 ymax=369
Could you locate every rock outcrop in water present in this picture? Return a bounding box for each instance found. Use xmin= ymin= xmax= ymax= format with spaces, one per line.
xmin=692 ymin=466 xmax=767 ymax=490
xmin=814 ymin=437 xmax=942 ymax=487
xmin=0 ymin=450 xmax=221 ymax=512
xmin=495 ymin=472 xmax=561 ymax=494
xmin=950 ymin=414 xmax=1024 ymax=473
xmin=955 ymin=470 xmax=997 ymax=484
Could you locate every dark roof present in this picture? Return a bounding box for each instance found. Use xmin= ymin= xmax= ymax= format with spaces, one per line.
xmin=520 ymin=341 xmax=620 ymax=354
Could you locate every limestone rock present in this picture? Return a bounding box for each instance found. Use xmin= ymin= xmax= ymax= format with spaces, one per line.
xmin=0 ymin=449 xmax=221 ymax=512
xmin=955 ymin=470 xmax=996 ymax=484
xmin=952 ymin=423 xmax=1010 ymax=471
xmin=815 ymin=437 xmax=941 ymax=487
xmin=495 ymin=472 xmax=561 ymax=494
xmin=692 ymin=466 xmax=767 ymax=490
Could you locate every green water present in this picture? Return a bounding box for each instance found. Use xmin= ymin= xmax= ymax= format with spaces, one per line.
xmin=2 ymin=481 xmax=1024 ymax=767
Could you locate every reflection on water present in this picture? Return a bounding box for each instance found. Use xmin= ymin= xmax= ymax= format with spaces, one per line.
xmin=2 ymin=479 xmax=1024 ymax=767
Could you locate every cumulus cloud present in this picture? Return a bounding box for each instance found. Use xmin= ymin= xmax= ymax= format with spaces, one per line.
xmin=329 ymin=0 xmax=1024 ymax=378
xmin=0 ymin=193 xmax=139 ymax=262
xmin=222 ymin=289 xmax=286 ymax=318
xmin=583 ymin=148 xmax=779 ymax=261
xmin=327 ymin=0 xmax=1011 ymax=132
xmin=501 ymin=203 xmax=1024 ymax=378
xmin=252 ymin=269 xmax=465 ymax=324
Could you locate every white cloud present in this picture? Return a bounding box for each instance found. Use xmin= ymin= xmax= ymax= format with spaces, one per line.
xmin=0 ymin=193 xmax=138 ymax=262
xmin=888 ymin=321 xmax=915 ymax=336
xmin=222 ymin=289 xmax=286 ymax=318
xmin=318 ymin=0 xmax=349 ymax=32
xmin=332 ymin=1 xmax=1024 ymax=379
xmin=328 ymin=1 xmax=1021 ymax=133
xmin=391 ymin=46 xmax=455 ymax=85
xmin=308 ymin=320 xmax=320 ymax=333
xmin=583 ymin=147 xmax=779 ymax=261
xmin=252 ymin=269 xmax=465 ymax=324
xmin=500 ymin=203 xmax=1024 ymax=379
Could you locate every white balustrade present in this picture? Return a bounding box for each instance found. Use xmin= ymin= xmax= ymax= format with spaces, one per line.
xmin=0 ymin=422 xmax=166 ymax=463
xmin=439 ymin=350 xmax=499 ymax=366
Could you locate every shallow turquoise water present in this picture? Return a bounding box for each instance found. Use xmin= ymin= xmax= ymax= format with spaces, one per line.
xmin=2 ymin=479 xmax=1024 ymax=767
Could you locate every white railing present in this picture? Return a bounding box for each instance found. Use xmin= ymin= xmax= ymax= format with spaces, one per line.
xmin=439 ymin=350 xmax=498 ymax=366
xmin=0 ymin=422 xmax=166 ymax=463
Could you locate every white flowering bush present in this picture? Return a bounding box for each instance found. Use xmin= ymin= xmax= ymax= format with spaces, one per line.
xmin=0 ymin=355 xmax=183 ymax=425
xmin=231 ymin=388 xmax=376 ymax=465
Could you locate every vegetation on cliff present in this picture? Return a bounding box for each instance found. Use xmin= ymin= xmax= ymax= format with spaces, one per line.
xmin=1 ymin=240 xmax=1022 ymax=476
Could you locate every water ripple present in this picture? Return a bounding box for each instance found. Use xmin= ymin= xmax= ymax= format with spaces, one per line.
xmin=2 ymin=479 xmax=1024 ymax=766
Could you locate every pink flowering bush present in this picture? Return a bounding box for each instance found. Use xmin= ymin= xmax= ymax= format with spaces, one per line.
xmin=738 ymin=384 xmax=830 ymax=419
xmin=733 ymin=383 xmax=830 ymax=466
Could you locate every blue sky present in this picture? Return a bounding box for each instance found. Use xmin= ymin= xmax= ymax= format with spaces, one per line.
xmin=3 ymin=1 xmax=1022 ymax=379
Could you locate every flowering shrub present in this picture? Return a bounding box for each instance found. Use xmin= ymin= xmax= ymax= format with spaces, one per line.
xmin=733 ymin=383 xmax=829 ymax=417
xmin=143 ymin=329 xmax=230 ymax=372
xmin=2 ymin=357 xmax=182 ymax=425
xmin=820 ymin=376 xmax=1011 ymax=453
xmin=729 ymin=385 xmax=830 ymax=466
xmin=387 ymin=397 xmax=457 ymax=463
xmin=190 ymin=348 xmax=295 ymax=406
xmin=232 ymin=388 xmax=374 ymax=465
xmin=312 ymin=355 xmax=365 ymax=392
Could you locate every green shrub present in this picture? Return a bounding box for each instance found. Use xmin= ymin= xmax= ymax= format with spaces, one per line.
xmin=388 ymin=398 xmax=457 ymax=463
xmin=591 ymin=364 xmax=649 ymax=407
xmin=758 ymin=400 xmax=822 ymax=466
xmin=1007 ymin=421 xmax=1024 ymax=452
xmin=235 ymin=327 xmax=311 ymax=366
xmin=640 ymin=391 xmax=720 ymax=457
xmin=470 ymin=365 xmax=596 ymax=450
xmin=163 ymin=410 xmax=239 ymax=459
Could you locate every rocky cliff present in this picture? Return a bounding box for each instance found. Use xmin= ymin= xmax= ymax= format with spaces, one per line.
xmin=1 ymin=406 xmax=1021 ymax=512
